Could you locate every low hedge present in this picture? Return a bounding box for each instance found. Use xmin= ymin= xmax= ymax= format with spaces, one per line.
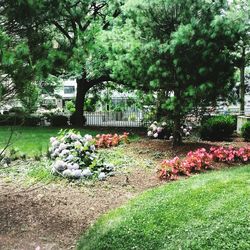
xmin=23 ymin=115 xmax=41 ymax=126
xmin=0 ymin=114 xmax=24 ymax=126
xmin=0 ymin=114 xmax=41 ymax=126
xmin=241 ymin=122 xmax=250 ymax=141
xmin=200 ymin=115 xmax=235 ymax=141
xmin=49 ymin=115 xmax=69 ymax=127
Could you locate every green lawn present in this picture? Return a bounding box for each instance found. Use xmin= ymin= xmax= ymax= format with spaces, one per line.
xmin=78 ymin=166 xmax=250 ymax=250
xmin=0 ymin=126 xmax=140 ymax=157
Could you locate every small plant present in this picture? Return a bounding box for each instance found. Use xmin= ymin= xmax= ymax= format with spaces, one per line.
xmin=160 ymin=146 xmax=250 ymax=181
xmin=65 ymin=100 xmax=76 ymax=114
xmin=128 ymin=113 xmax=137 ymax=122
xmin=147 ymin=121 xmax=172 ymax=139
xmin=160 ymin=148 xmax=212 ymax=180
xmin=49 ymin=130 xmax=114 ymax=180
xmin=50 ymin=115 xmax=69 ymax=127
xmin=95 ymin=133 xmax=129 ymax=148
xmin=200 ymin=115 xmax=235 ymax=141
xmin=241 ymin=122 xmax=250 ymax=141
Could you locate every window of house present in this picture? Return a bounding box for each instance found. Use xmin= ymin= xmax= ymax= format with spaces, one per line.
xmin=64 ymin=86 xmax=75 ymax=94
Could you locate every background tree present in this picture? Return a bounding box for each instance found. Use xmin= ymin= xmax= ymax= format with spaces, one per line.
xmin=0 ymin=27 xmax=38 ymax=109
xmin=228 ymin=0 xmax=250 ymax=114
xmin=104 ymin=0 xmax=241 ymax=145
xmin=1 ymin=0 xmax=124 ymax=126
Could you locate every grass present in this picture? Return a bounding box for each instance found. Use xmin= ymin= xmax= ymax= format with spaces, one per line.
xmin=0 ymin=159 xmax=58 ymax=184
xmin=0 ymin=126 xmax=140 ymax=157
xmin=78 ymin=166 xmax=250 ymax=250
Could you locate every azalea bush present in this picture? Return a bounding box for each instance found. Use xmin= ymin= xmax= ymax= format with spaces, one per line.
xmin=95 ymin=133 xmax=129 ymax=148
xmin=49 ymin=130 xmax=114 ymax=180
xmin=160 ymin=146 xmax=250 ymax=181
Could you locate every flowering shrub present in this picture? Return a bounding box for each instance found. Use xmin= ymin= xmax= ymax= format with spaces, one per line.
xmin=159 ymin=146 xmax=250 ymax=181
xmin=185 ymin=148 xmax=213 ymax=171
xmin=147 ymin=121 xmax=172 ymax=139
xmin=49 ymin=130 xmax=114 ymax=179
xmin=159 ymin=148 xmax=212 ymax=180
xmin=160 ymin=157 xmax=189 ymax=180
xmin=95 ymin=132 xmax=129 ymax=148
xmin=210 ymin=146 xmax=250 ymax=163
xmin=147 ymin=121 xmax=192 ymax=140
xmin=210 ymin=146 xmax=236 ymax=163
xmin=169 ymin=125 xmax=193 ymax=141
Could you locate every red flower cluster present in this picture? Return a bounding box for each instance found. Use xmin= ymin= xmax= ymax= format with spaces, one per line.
xmin=210 ymin=146 xmax=250 ymax=163
xmin=160 ymin=146 xmax=250 ymax=180
xmin=160 ymin=148 xmax=212 ymax=180
xmin=95 ymin=132 xmax=129 ymax=148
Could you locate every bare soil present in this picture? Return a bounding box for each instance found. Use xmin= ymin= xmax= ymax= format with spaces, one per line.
xmin=0 ymin=138 xmax=249 ymax=250
xmin=0 ymin=168 xmax=160 ymax=250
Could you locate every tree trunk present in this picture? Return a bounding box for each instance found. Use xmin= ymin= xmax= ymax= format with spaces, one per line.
xmin=240 ymin=46 xmax=246 ymax=115
xmin=172 ymin=116 xmax=182 ymax=147
xmin=172 ymin=88 xmax=182 ymax=147
xmin=240 ymin=47 xmax=246 ymax=115
xmin=73 ymin=76 xmax=90 ymax=127
xmin=240 ymin=66 xmax=245 ymax=114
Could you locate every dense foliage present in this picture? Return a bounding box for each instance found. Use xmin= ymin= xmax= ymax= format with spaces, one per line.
xmin=241 ymin=122 xmax=250 ymax=141
xmin=50 ymin=130 xmax=115 ymax=180
xmin=160 ymin=146 xmax=250 ymax=180
xmin=104 ymin=0 xmax=242 ymax=144
xmin=200 ymin=115 xmax=236 ymax=140
xmin=95 ymin=133 xmax=129 ymax=148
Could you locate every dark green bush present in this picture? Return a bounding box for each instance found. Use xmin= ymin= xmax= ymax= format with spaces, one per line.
xmin=241 ymin=122 xmax=250 ymax=141
xmin=50 ymin=115 xmax=68 ymax=127
xmin=8 ymin=106 xmax=25 ymax=115
xmin=200 ymin=115 xmax=235 ymax=141
xmin=23 ymin=115 xmax=41 ymax=126
xmin=0 ymin=114 xmax=24 ymax=126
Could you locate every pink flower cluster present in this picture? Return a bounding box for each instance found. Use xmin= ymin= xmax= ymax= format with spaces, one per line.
xmin=95 ymin=132 xmax=129 ymax=148
xmin=210 ymin=146 xmax=250 ymax=163
xmin=160 ymin=146 xmax=250 ymax=180
xmin=160 ymin=148 xmax=212 ymax=180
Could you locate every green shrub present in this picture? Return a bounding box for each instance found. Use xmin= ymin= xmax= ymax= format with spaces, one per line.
xmin=49 ymin=115 xmax=68 ymax=127
xmin=241 ymin=122 xmax=250 ymax=141
xmin=0 ymin=114 xmax=24 ymax=126
xmin=65 ymin=100 xmax=76 ymax=114
xmin=8 ymin=106 xmax=26 ymax=115
xmin=23 ymin=115 xmax=41 ymax=126
xmin=200 ymin=115 xmax=235 ymax=140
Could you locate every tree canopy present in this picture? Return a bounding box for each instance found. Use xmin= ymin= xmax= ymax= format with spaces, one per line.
xmin=103 ymin=0 xmax=243 ymax=144
xmin=0 ymin=0 xmax=249 ymax=144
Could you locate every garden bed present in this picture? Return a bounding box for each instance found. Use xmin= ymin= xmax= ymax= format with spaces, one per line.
xmin=0 ymin=138 xmax=249 ymax=249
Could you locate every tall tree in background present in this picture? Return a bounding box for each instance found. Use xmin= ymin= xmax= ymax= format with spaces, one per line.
xmin=104 ymin=0 xmax=241 ymax=145
xmin=1 ymin=0 xmax=123 ymax=126
xmin=229 ymin=0 xmax=250 ymax=114
xmin=0 ymin=27 xmax=39 ymax=110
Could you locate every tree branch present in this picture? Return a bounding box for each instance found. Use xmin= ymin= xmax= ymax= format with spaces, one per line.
xmin=52 ymin=21 xmax=72 ymax=41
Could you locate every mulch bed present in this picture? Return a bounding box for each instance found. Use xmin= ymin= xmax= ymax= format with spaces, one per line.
xmin=0 ymin=168 xmax=160 ymax=250
xmin=0 ymin=137 xmax=249 ymax=250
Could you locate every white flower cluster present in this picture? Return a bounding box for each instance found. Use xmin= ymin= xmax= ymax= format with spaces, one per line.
xmin=169 ymin=125 xmax=192 ymax=141
xmin=49 ymin=130 xmax=114 ymax=180
xmin=182 ymin=125 xmax=192 ymax=137
xmin=147 ymin=121 xmax=167 ymax=139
